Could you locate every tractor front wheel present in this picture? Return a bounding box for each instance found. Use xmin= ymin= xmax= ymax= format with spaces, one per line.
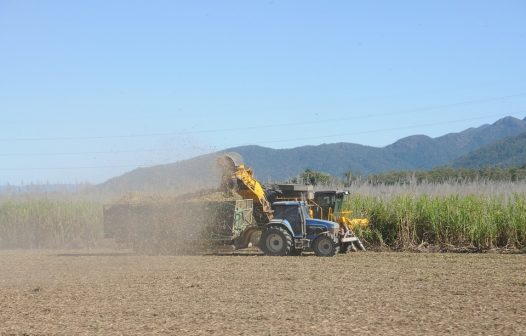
xmin=260 ymin=226 xmax=293 ymax=256
xmin=313 ymin=234 xmax=339 ymax=257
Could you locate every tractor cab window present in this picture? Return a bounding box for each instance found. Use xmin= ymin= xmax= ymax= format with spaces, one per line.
xmin=273 ymin=205 xmax=303 ymax=235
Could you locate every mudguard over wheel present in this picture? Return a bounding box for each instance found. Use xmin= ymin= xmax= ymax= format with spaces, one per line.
xmin=260 ymin=226 xmax=293 ymax=256
xmin=313 ymin=234 xmax=339 ymax=257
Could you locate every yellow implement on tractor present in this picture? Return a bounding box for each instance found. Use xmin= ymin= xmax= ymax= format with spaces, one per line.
xmin=338 ymin=213 xmax=369 ymax=230
xmin=217 ymin=153 xmax=273 ymax=224
xmin=311 ymin=190 xmax=368 ymax=252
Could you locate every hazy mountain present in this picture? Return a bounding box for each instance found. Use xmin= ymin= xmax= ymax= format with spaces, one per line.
xmin=227 ymin=143 xmax=403 ymax=182
xmin=99 ymin=116 xmax=526 ymax=192
xmin=98 ymin=153 xmax=222 ymax=194
xmin=384 ymin=116 xmax=526 ymax=169
xmin=452 ymin=131 xmax=526 ymax=168
xmin=231 ymin=116 xmax=526 ymax=180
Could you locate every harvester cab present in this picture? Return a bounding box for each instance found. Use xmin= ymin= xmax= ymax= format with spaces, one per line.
xmin=312 ymin=190 xmax=347 ymax=221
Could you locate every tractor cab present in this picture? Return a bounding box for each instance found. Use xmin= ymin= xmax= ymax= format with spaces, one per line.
xmin=271 ymin=201 xmax=308 ymax=238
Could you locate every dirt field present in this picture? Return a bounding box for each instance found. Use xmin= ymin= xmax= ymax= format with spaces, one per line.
xmin=0 ymin=251 xmax=525 ymax=335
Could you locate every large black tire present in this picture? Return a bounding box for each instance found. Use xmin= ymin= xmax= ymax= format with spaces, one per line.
xmin=260 ymin=226 xmax=293 ymax=256
xmin=313 ymin=234 xmax=339 ymax=257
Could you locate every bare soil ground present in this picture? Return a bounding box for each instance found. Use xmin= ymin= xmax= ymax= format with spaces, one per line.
xmin=1 ymin=250 xmax=525 ymax=335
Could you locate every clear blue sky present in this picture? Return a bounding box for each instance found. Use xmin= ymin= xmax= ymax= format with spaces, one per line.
xmin=1 ymin=0 xmax=525 ymax=184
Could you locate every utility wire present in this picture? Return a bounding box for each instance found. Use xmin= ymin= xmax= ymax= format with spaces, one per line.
xmin=1 ymin=112 xmax=522 ymax=169
xmin=0 ymin=108 xmax=524 ymax=157
xmin=1 ymin=92 xmax=525 ymax=142
xmin=0 ymin=165 xmax=145 ymax=171
xmin=0 ymin=149 xmax=154 ymax=157
xmin=222 ymin=112 xmax=524 ymax=147
xmin=0 ymin=111 xmax=522 ymax=158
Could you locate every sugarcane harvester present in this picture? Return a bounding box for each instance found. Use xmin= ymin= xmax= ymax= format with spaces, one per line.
xmin=311 ymin=191 xmax=368 ymax=252
xmin=218 ymin=153 xmax=366 ymax=256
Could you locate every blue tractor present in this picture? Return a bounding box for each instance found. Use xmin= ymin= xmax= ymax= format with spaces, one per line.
xmin=259 ymin=201 xmax=342 ymax=257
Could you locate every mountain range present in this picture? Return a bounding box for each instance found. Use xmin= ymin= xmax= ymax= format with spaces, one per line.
xmin=99 ymin=116 xmax=526 ymax=193
xmin=453 ymin=131 xmax=526 ymax=168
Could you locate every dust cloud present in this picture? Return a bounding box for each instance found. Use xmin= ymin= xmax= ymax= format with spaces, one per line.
xmin=0 ymin=153 xmax=246 ymax=253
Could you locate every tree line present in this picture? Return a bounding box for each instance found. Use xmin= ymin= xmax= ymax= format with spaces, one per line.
xmin=289 ymin=165 xmax=526 ymax=186
xmin=364 ymin=165 xmax=526 ymax=185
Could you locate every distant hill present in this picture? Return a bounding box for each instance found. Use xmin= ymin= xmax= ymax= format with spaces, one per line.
xmin=230 ymin=116 xmax=526 ymax=180
xmin=383 ymin=115 xmax=526 ymax=169
xmin=227 ymin=143 xmax=403 ymax=182
xmin=99 ymin=116 xmax=526 ymax=192
xmin=452 ymin=131 xmax=526 ymax=168
xmin=98 ymin=153 xmax=222 ymax=194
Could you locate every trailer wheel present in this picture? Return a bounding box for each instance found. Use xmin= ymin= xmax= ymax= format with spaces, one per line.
xmin=313 ymin=234 xmax=339 ymax=257
xmin=260 ymin=226 xmax=293 ymax=256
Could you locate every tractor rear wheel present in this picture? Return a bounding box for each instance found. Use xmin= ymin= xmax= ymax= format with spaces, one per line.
xmin=260 ymin=226 xmax=293 ymax=256
xmin=313 ymin=234 xmax=339 ymax=257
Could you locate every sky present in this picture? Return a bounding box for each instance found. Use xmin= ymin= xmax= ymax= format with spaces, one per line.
xmin=1 ymin=0 xmax=525 ymax=185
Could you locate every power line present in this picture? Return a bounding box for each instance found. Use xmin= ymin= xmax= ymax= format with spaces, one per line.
xmin=0 ymin=111 xmax=522 ymax=158
xmin=0 ymin=165 xmax=144 ymax=171
xmin=1 ymin=112 xmax=522 ymax=169
xmin=222 ymin=112 xmax=522 ymax=147
xmin=1 ymin=92 xmax=525 ymax=142
xmin=0 ymin=149 xmax=154 ymax=157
